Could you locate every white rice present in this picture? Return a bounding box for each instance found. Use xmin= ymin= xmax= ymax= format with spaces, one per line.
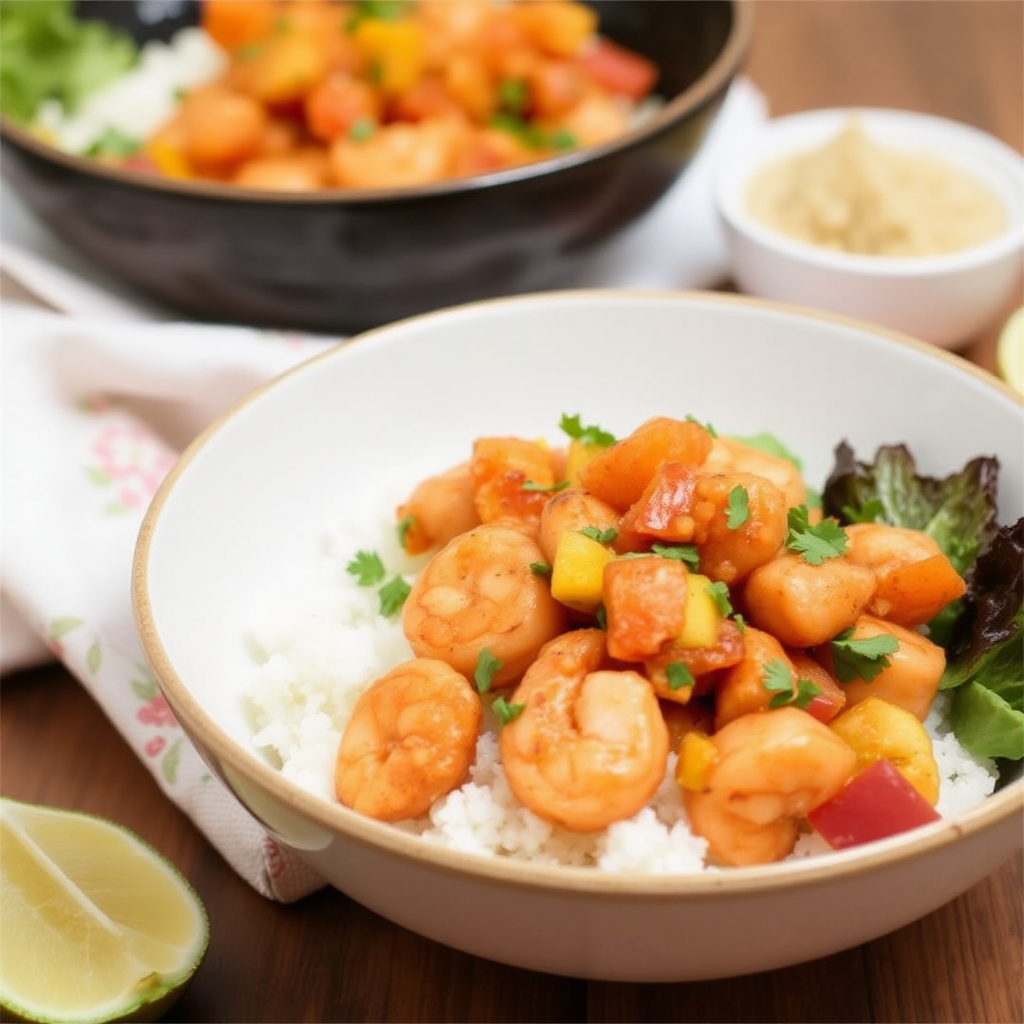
xmin=36 ymin=28 xmax=226 ymax=154
xmin=242 ymin=481 xmax=1000 ymax=873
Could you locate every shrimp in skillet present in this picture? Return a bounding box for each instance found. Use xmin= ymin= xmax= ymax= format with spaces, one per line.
xmin=683 ymin=707 xmax=855 ymax=866
xmin=500 ymin=629 xmax=670 ymax=832
xmin=403 ymin=521 xmax=568 ymax=687
xmin=335 ymin=658 xmax=482 ymax=822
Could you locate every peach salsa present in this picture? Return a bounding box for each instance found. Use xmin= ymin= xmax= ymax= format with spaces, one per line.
xmin=243 ymin=413 xmax=1022 ymax=871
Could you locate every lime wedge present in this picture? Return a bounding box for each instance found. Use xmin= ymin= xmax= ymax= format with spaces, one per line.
xmin=0 ymin=798 xmax=208 ymax=1024
xmin=996 ymin=306 xmax=1024 ymax=395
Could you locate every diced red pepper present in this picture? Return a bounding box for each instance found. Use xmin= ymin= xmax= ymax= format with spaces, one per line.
xmin=579 ymin=37 xmax=658 ymax=100
xmin=807 ymin=757 xmax=941 ymax=850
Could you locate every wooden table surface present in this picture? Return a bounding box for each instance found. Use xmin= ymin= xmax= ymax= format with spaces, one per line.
xmin=2 ymin=2 xmax=1022 ymax=1022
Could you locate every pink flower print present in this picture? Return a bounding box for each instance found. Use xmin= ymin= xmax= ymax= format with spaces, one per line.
xmin=145 ymin=736 xmax=167 ymax=758
xmin=88 ymin=423 xmax=177 ymax=513
xmin=137 ymin=693 xmax=178 ymax=728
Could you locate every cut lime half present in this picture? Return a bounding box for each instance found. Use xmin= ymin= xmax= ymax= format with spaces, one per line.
xmin=996 ymin=306 xmax=1024 ymax=395
xmin=0 ymin=798 xmax=209 ymax=1024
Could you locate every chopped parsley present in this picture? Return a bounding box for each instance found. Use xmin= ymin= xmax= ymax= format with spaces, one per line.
xmin=85 ymin=127 xmax=141 ymax=158
xmin=397 ymin=514 xmax=415 ymax=549
xmin=491 ymin=694 xmax=526 ymax=725
xmin=580 ymin=526 xmax=617 ymax=545
xmin=786 ymin=505 xmax=848 ymax=564
xmin=763 ymin=659 xmax=820 ymax=709
xmin=705 ymin=580 xmax=733 ymax=617
xmin=529 ymin=561 xmax=552 ymax=576
xmin=686 ymin=414 xmax=718 ymax=437
xmin=522 ymin=478 xmax=570 ymax=493
xmin=378 ymin=576 xmax=410 ymax=617
xmin=474 ymin=648 xmax=503 ymax=694
xmin=725 ymin=485 xmax=750 ymax=529
xmin=346 ymin=549 xmax=386 ymax=587
xmin=830 ymin=629 xmax=899 ymax=683
xmin=666 ymin=661 xmax=695 ymax=691
xmin=651 ymin=542 xmax=700 ymax=569
xmin=559 ymin=413 xmax=616 ymax=448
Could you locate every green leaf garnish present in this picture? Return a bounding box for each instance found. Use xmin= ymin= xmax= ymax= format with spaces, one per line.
xmin=651 ymin=543 xmax=700 ymax=569
xmin=706 ymin=580 xmax=733 ymax=617
xmin=763 ymin=658 xmax=820 ymax=708
xmin=349 ymin=116 xmax=376 ymax=141
xmin=347 ymin=549 xmax=386 ymax=586
xmin=830 ymin=628 xmax=899 ymax=683
xmin=529 ymin=561 xmax=552 ymax=576
xmin=85 ymin=126 xmax=141 ymax=158
xmin=786 ymin=505 xmax=848 ymax=564
xmin=726 ymin=485 xmax=750 ymax=529
xmin=686 ymin=414 xmax=718 ymax=437
xmin=378 ymin=576 xmax=410 ymax=617
xmin=522 ymin=479 xmax=570 ymax=493
xmin=474 ymin=648 xmax=503 ymax=694
xmin=397 ymin=514 xmax=415 ymax=549
xmin=491 ymin=694 xmax=526 ymax=726
xmin=666 ymin=661 xmax=695 ymax=691
xmin=559 ymin=414 xmax=616 ymax=448
xmin=580 ymin=526 xmax=617 ymax=545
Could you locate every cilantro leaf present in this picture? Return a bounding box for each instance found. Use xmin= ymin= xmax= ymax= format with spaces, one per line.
xmin=580 ymin=526 xmax=617 ymax=545
xmin=474 ymin=648 xmax=503 ymax=694
xmin=686 ymin=414 xmax=718 ymax=437
xmin=530 ymin=561 xmax=552 ymax=576
xmin=786 ymin=505 xmax=848 ymax=564
xmin=378 ymin=576 xmax=410 ymax=617
xmin=491 ymin=695 xmax=526 ymax=726
xmin=559 ymin=413 xmax=616 ymax=448
xmin=651 ymin=543 xmax=700 ymax=569
xmin=522 ymin=479 xmax=569 ymax=493
xmin=666 ymin=661 xmax=695 ymax=691
xmin=347 ymin=550 xmax=386 ymax=587
xmin=726 ymin=485 xmax=750 ymax=529
xmin=830 ymin=628 xmax=899 ymax=683
xmin=705 ymin=580 xmax=733 ymax=617
xmin=762 ymin=658 xmax=820 ymax=708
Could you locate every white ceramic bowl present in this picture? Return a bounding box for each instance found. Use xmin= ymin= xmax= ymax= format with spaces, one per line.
xmin=716 ymin=108 xmax=1024 ymax=350
xmin=133 ymin=291 xmax=1023 ymax=983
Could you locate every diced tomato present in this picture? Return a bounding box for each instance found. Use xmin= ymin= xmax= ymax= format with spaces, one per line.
xmin=807 ymin=758 xmax=941 ymax=850
xmin=788 ymin=649 xmax=846 ymax=724
xmin=603 ymin=555 xmax=689 ymax=662
xmin=579 ymin=37 xmax=658 ymax=100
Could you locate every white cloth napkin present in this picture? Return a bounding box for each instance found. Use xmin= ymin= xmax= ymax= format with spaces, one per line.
xmin=0 ymin=79 xmax=768 ymax=901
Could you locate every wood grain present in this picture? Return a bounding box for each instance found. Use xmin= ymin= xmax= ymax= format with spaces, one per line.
xmin=2 ymin=2 xmax=1022 ymax=1022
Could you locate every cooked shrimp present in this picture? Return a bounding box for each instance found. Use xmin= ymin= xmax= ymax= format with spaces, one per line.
xmin=743 ymin=551 xmax=878 ymax=647
xmin=619 ymin=466 xmax=788 ymax=583
xmin=396 ymin=461 xmax=481 ymax=556
xmin=704 ymin=436 xmax=808 ymax=509
xmin=500 ymin=629 xmax=670 ymax=832
xmin=536 ymin=487 xmax=620 ymax=564
xmin=470 ymin=436 xmax=559 ymax=527
xmin=402 ymin=522 xmax=568 ymax=686
xmin=683 ymin=708 xmax=856 ymax=866
xmin=817 ymin=614 xmax=946 ymax=721
xmin=335 ymin=658 xmax=482 ymax=821
xmin=844 ymin=522 xmax=966 ymax=625
xmin=329 ymin=118 xmax=467 ymax=188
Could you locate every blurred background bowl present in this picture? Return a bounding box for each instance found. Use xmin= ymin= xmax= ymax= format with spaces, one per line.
xmin=716 ymin=107 xmax=1024 ymax=350
xmin=0 ymin=0 xmax=753 ymax=335
xmin=133 ymin=289 xmax=1023 ymax=983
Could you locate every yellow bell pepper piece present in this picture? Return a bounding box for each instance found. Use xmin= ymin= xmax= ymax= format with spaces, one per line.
xmin=353 ymin=18 xmax=424 ymax=96
xmin=550 ymin=530 xmax=615 ymax=613
xmin=677 ymin=573 xmax=721 ymax=648
xmin=829 ymin=695 xmax=940 ymax=804
xmin=675 ymin=730 xmax=717 ymax=791
xmin=564 ymin=437 xmax=606 ymax=487
xmin=145 ymin=140 xmax=192 ymax=179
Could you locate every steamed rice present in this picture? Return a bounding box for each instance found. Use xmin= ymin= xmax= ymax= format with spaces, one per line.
xmin=242 ymin=479 xmax=1000 ymax=873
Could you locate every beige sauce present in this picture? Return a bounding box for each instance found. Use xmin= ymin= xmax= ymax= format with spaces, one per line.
xmin=745 ymin=117 xmax=1007 ymax=257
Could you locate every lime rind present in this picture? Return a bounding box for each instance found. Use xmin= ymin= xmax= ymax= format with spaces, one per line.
xmin=0 ymin=798 xmax=209 ymax=1024
xmin=996 ymin=306 xmax=1024 ymax=395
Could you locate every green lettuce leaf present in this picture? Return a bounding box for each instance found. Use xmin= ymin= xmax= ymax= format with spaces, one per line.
xmin=0 ymin=0 xmax=137 ymax=122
